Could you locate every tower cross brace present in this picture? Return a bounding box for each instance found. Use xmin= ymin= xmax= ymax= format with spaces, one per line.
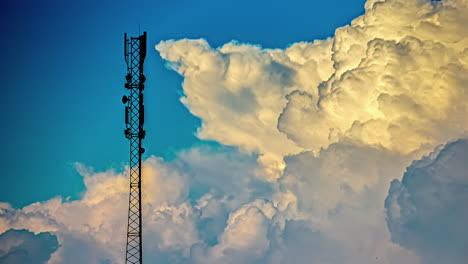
xmin=123 ymin=31 xmax=147 ymax=264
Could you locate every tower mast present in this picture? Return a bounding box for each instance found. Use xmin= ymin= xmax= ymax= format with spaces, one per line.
xmin=122 ymin=32 xmax=147 ymax=264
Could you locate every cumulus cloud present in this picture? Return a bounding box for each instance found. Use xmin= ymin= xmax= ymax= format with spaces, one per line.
xmin=0 ymin=229 xmax=59 ymax=264
xmin=2 ymin=0 xmax=468 ymax=263
xmin=0 ymin=155 xmax=189 ymax=263
xmin=274 ymin=142 xmax=422 ymax=263
xmin=153 ymin=0 xmax=468 ymax=262
xmin=279 ymin=0 xmax=468 ymax=154
xmin=385 ymin=138 xmax=468 ymax=263
xmin=0 ymin=142 xmax=422 ymax=264
xmin=0 ymin=146 xmax=270 ymax=264
xmin=157 ymin=0 xmax=468 ymax=180
xmin=156 ymin=37 xmax=333 ymax=180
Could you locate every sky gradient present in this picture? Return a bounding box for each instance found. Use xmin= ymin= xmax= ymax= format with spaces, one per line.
xmin=1 ymin=0 xmax=467 ymax=263
xmin=2 ymin=0 xmax=366 ymax=208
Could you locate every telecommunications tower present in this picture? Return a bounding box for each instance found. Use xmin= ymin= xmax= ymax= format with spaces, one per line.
xmin=122 ymin=31 xmax=147 ymax=264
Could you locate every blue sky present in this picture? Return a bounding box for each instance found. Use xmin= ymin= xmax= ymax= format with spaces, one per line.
xmin=1 ymin=0 xmax=467 ymax=263
xmin=1 ymin=0 xmax=366 ymax=208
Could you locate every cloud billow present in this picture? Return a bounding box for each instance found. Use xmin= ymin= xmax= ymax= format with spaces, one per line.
xmin=1 ymin=0 xmax=468 ymax=263
xmin=0 ymin=229 xmax=59 ymax=264
xmin=157 ymin=0 xmax=468 ymax=180
xmin=385 ymin=138 xmax=468 ymax=263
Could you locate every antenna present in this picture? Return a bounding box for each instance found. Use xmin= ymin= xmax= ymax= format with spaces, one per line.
xmin=122 ymin=31 xmax=147 ymax=264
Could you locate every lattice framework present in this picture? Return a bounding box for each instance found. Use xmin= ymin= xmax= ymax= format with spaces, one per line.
xmin=123 ymin=32 xmax=147 ymax=264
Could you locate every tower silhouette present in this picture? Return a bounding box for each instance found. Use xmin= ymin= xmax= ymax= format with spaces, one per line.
xmin=122 ymin=32 xmax=147 ymax=264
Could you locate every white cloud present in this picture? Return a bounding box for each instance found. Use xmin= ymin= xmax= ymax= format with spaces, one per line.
xmin=2 ymin=0 xmax=468 ymax=263
xmin=0 ymin=143 xmax=422 ymax=264
xmin=153 ymin=0 xmax=468 ymax=262
xmin=0 ymin=156 xmax=193 ymax=263
xmin=200 ymin=200 xmax=276 ymax=264
xmin=0 ymin=147 xmax=270 ymax=264
xmin=157 ymin=0 xmax=468 ymax=181
xmin=156 ymin=38 xmax=334 ymax=180
xmin=272 ymin=142 xmax=421 ymax=264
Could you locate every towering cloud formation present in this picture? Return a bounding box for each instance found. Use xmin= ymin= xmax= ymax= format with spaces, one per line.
xmin=157 ymin=0 xmax=468 ymax=180
xmin=1 ymin=0 xmax=467 ymax=263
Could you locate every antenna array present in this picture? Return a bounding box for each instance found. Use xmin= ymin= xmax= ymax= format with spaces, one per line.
xmin=122 ymin=32 xmax=147 ymax=264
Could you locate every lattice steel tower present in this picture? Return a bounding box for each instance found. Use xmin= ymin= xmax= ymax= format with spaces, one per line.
xmin=122 ymin=32 xmax=147 ymax=264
